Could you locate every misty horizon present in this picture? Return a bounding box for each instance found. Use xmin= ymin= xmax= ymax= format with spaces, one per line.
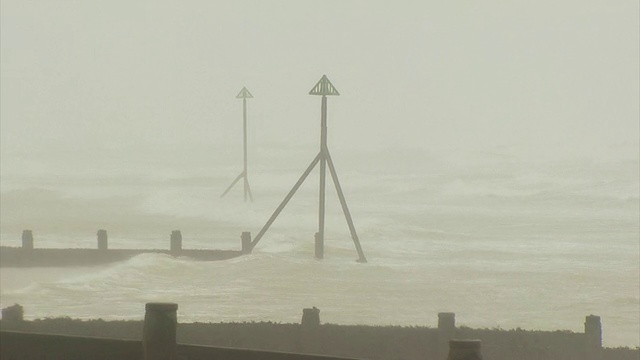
xmin=1 ymin=1 xmax=638 ymax=162
xmin=1 ymin=0 xmax=639 ymax=353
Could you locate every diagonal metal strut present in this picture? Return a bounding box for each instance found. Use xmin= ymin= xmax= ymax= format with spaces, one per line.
xmin=325 ymin=149 xmax=367 ymax=262
xmin=244 ymin=176 xmax=254 ymax=202
xmin=221 ymin=171 xmax=245 ymax=198
xmin=250 ymin=152 xmax=322 ymax=249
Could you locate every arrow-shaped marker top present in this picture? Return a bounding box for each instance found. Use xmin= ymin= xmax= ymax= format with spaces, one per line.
xmin=309 ymin=75 xmax=340 ymax=96
xmin=236 ymin=87 xmax=254 ymax=99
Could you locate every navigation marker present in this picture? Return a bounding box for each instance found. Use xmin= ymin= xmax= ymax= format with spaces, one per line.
xmin=221 ymin=86 xmax=254 ymax=201
xmin=236 ymin=87 xmax=253 ymax=99
xmin=249 ymin=75 xmax=367 ymax=262
xmin=309 ymin=75 xmax=340 ymax=96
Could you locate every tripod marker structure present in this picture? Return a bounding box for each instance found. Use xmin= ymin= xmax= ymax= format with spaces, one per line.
xmin=221 ymin=87 xmax=254 ymax=201
xmin=249 ymin=75 xmax=367 ymax=262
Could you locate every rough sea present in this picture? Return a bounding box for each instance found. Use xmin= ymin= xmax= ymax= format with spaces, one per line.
xmin=1 ymin=144 xmax=638 ymax=347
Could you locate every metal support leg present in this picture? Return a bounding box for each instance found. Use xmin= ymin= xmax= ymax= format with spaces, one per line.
xmin=250 ymin=153 xmax=322 ymax=249
xmin=318 ymin=151 xmax=326 ymax=259
xmin=325 ymin=150 xmax=367 ymax=262
xmin=245 ymin=177 xmax=254 ymax=202
xmin=221 ymin=171 xmax=245 ymax=198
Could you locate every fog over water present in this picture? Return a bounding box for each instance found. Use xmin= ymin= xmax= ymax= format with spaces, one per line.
xmin=1 ymin=0 xmax=639 ymax=348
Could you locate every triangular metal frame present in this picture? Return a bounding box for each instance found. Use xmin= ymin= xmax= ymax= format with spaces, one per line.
xmin=250 ymin=76 xmax=366 ymax=262
xmin=236 ymin=87 xmax=253 ymax=99
xmin=309 ymin=75 xmax=340 ymax=96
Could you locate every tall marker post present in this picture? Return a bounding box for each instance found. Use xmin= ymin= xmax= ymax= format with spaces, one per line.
xmin=249 ymin=75 xmax=367 ymax=262
xmin=221 ymin=87 xmax=254 ymax=201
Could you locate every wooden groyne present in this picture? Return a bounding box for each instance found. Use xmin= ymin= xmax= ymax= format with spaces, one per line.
xmin=0 ymin=229 xmax=246 ymax=268
xmin=0 ymin=247 xmax=242 ymax=267
xmin=1 ymin=303 xmax=359 ymax=360
xmin=2 ymin=305 xmax=637 ymax=360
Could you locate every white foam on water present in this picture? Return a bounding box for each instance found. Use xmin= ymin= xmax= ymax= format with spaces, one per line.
xmin=1 ymin=148 xmax=638 ymax=347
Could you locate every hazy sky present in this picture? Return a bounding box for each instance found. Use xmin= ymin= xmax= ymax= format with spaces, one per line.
xmin=1 ymin=1 xmax=638 ymax=161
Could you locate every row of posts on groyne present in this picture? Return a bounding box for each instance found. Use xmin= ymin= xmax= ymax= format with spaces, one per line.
xmin=18 ymin=229 xmax=249 ymax=254
xmin=436 ymin=313 xmax=604 ymax=360
xmin=1 ymin=303 xmax=604 ymax=360
xmin=18 ymin=230 xmax=194 ymax=253
xmin=18 ymin=229 xmax=330 ymax=257
xmin=10 ymin=77 xmax=367 ymax=262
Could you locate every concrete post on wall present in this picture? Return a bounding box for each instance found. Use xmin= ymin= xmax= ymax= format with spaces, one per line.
xmin=438 ymin=312 xmax=456 ymax=360
xmin=170 ymin=231 xmax=182 ymax=253
xmin=21 ymin=230 xmax=34 ymax=250
xmin=300 ymin=307 xmax=321 ymax=354
xmin=143 ymin=302 xmax=178 ymax=360
xmin=585 ymin=315 xmax=603 ymax=360
xmin=447 ymin=340 xmax=483 ymax=360
xmin=97 ymin=229 xmax=108 ymax=250
xmin=241 ymin=232 xmax=252 ymax=254
xmin=314 ymin=232 xmax=323 ymax=259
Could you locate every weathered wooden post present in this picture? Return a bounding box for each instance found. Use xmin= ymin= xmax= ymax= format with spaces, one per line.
xmin=143 ymin=302 xmax=178 ymax=360
xmin=314 ymin=232 xmax=323 ymax=259
xmin=97 ymin=229 xmax=108 ymax=250
xmin=447 ymin=340 xmax=483 ymax=360
xmin=300 ymin=307 xmax=321 ymax=354
xmin=241 ymin=231 xmax=252 ymax=254
xmin=21 ymin=230 xmax=33 ymax=250
xmin=1 ymin=304 xmax=24 ymax=322
xmin=585 ymin=315 xmax=602 ymax=360
xmin=170 ymin=231 xmax=182 ymax=253
xmin=301 ymin=307 xmax=321 ymax=327
xmin=438 ymin=312 xmax=456 ymax=360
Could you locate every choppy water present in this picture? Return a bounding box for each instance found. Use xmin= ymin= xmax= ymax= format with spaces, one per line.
xmin=1 ymin=146 xmax=638 ymax=347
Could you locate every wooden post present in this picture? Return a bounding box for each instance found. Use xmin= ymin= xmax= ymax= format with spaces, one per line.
xmin=170 ymin=231 xmax=182 ymax=253
xmin=241 ymin=232 xmax=252 ymax=254
xmin=97 ymin=229 xmax=108 ymax=250
xmin=447 ymin=340 xmax=483 ymax=360
xmin=143 ymin=302 xmax=178 ymax=360
xmin=314 ymin=232 xmax=323 ymax=259
xmin=1 ymin=304 xmax=24 ymax=322
xmin=438 ymin=312 xmax=456 ymax=360
xmin=300 ymin=307 xmax=321 ymax=354
xmin=301 ymin=307 xmax=320 ymax=328
xmin=585 ymin=315 xmax=603 ymax=360
xmin=21 ymin=230 xmax=33 ymax=250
